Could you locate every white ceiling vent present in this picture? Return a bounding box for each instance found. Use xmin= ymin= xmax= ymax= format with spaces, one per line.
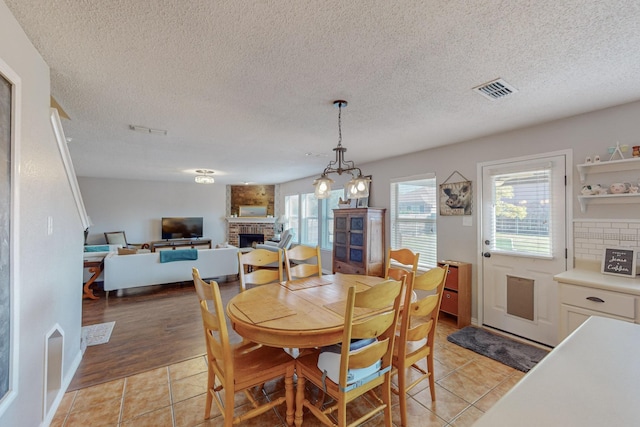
xmin=473 ymin=78 xmax=518 ymax=101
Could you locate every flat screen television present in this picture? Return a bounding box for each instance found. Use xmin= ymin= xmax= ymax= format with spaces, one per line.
xmin=161 ymin=217 xmax=204 ymax=240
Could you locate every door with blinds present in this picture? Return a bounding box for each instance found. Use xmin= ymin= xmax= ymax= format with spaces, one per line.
xmin=481 ymin=154 xmax=567 ymax=347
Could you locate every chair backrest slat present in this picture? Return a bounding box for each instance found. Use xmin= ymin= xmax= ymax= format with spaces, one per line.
xmin=385 ymin=248 xmax=419 ymax=280
xmin=338 ymin=278 xmax=404 ymax=388
xmin=284 ymin=245 xmax=322 ymax=280
xmin=238 ymin=248 xmax=284 ymax=291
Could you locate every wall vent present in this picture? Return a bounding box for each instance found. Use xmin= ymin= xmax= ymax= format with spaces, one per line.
xmin=473 ymin=78 xmax=518 ymax=100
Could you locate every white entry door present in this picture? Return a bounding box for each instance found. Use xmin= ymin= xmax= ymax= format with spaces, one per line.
xmin=481 ymin=153 xmax=568 ymax=347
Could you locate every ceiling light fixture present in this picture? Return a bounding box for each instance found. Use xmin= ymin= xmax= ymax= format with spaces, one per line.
xmin=195 ymin=169 xmax=215 ymax=184
xmin=313 ymin=100 xmax=370 ymax=199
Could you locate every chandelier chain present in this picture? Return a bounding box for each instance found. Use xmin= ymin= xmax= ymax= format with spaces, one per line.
xmin=337 ymin=101 xmax=343 ymax=147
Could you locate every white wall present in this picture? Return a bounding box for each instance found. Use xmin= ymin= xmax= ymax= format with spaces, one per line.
xmin=0 ymin=2 xmax=85 ymax=426
xmin=79 ymin=177 xmax=228 ymax=246
xmin=280 ymin=99 xmax=640 ymax=321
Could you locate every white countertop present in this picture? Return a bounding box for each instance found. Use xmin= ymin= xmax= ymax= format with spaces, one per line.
xmin=554 ymin=268 xmax=640 ymax=296
xmin=473 ymin=316 xmax=640 ymax=426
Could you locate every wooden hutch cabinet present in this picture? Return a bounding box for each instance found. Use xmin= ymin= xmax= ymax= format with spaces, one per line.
xmin=332 ymin=208 xmax=385 ymax=277
xmin=437 ymin=260 xmax=471 ymax=328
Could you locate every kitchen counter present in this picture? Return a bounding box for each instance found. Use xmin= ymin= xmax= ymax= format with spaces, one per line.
xmin=554 ymin=268 xmax=640 ymax=295
xmin=473 ymin=316 xmax=640 ymax=426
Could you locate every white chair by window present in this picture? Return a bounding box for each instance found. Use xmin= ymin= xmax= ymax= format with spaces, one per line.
xmin=254 ymin=228 xmax=294 ymax=252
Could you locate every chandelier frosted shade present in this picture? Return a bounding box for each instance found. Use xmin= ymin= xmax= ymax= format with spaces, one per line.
xmin=313 ymin=176 xmax=333 ymax=199
xmin=345 ymin=175 xmax=370 ymax=199
xmin=195 ymin=169 xmax=215 ymax=184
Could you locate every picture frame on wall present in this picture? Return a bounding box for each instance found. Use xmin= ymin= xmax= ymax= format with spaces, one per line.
xmin=439 ymin=180 xmax=472 ymax=216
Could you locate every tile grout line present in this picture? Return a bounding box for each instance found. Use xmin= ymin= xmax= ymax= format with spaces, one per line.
xmin=118 ymin=378 xmax=127 ymax=425
xmin=167 ymin=365 xmax=177 ymax=427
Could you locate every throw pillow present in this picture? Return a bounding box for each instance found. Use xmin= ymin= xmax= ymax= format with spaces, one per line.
xmin=118 ymin=248 xmax=137 ymax=255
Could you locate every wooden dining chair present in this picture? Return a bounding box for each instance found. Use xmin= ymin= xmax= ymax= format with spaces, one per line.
xmin=237 ymin=248 xmax=284 ymax=292
xmin=284 ymin=245 xmax=322 ymax=280
xmin=392 ymin=264 xmax=448 ymax=427
xmin=385 ymin=248 xmax=419 ymax=281
xmin=294 ymin=277 xmax=405 ymax=427
xmin=192 ymin=267 xmax=296 ymax=426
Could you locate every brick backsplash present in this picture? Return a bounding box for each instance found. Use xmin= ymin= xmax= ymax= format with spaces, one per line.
xmin=574 ymin=220 xmax=640 ymax=261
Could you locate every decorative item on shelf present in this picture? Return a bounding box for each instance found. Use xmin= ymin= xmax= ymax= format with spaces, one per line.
xmin=194 ymin=169 xmax=215 ymax=184
xmin=439 ymin=171 xmax=472 ymax=216
xmin=609 ymin=182 xmax=630 ymax=194
xmin=594 ymin=155 xmax=601 ymax=163
xmin=313 ymin=100 xmax=371 ymax=199
xmin=607 ymin=142 xmax=628 ymax=161
xmin=337 ymin=197 xmax=355 ymax=208
xmin=633 ymin=145 xmax=640 ymax=158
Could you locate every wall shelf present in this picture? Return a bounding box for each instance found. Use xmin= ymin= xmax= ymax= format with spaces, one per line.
xmin=577 ymin=193 xmax=640 ymax=213
xmin=576 ymin=157 xmax=640 ymax=183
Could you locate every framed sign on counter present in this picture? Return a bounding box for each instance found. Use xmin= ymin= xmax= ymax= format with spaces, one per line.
xmin=602 ymin=247 xmax=637 ymax=277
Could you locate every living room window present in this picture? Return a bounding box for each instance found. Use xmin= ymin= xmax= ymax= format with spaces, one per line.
xmin=300 ymin=193 xmax=318 ymax=246
xmin=284 ymin=189 xmax=342 ymax=249
xmin=390 ymin=174 xmax=438 ymax=268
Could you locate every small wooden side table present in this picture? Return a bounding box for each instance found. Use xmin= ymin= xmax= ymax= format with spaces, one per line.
xmin=83 ymin=256 xmax=105 ymax=300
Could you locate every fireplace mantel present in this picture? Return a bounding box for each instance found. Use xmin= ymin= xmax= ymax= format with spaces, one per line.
xmin=226 ymin=217 xmax=276 ymax=224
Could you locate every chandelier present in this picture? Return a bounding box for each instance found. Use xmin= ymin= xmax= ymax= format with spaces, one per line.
xmin=195 ymin=169 xmax=215 ymax=184
xmin=313 ymin=100 xmax=370 ymax=199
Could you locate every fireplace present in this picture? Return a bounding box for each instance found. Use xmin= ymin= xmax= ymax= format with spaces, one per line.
xmin=239 ymin=233 xmax=264 ymax=248
xmin=226 ymin=217 xmax=275 ymax=247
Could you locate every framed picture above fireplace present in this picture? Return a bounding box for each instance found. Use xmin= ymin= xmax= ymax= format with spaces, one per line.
xmin=239 ymin=206 xmax=267 ymax=217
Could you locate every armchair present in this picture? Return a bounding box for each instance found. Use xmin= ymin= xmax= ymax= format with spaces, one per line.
xmin=104 ymin=231 xmax=150 ymax=251
xmin=254 ymin=228 xmax=294 ymax=252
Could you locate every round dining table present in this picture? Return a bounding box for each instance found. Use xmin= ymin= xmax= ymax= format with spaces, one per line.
xmin=226 ymin=273 xmax=386 ymax=349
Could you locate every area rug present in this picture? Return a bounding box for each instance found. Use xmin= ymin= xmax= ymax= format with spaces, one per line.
xmin=82 ymin=321 xmax=116 ymax=346
xmin=447 ymin=326 xmax=548 ymax=372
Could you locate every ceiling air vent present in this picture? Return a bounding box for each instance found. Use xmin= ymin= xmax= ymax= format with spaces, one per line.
xmin=473 ymin=78 xmax=517 ymax=101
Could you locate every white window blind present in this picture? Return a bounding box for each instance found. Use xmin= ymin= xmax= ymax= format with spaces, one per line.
xmin=390 ymin=174 xmax=437 ymax=268
xmin=300 ymin=193 xmax=318 ymax=246
xmin=321 ymin=189 xmax=343 ymax=250
xmin=490 ymin=166 xmax=553 ymax=256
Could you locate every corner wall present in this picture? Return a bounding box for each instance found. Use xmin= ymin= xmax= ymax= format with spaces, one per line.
xmin=0 ymin=2 xmax=85 ymax=425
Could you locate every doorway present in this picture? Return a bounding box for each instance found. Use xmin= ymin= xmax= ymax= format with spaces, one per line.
xmin=479 ymin=151 xmax=570 ymax=347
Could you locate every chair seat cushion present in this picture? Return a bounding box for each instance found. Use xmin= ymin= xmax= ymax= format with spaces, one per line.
xmin=317 ymin=338 xmax=380 ymax=385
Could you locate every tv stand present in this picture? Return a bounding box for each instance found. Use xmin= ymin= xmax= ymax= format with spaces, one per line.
xmin=150 ymin=238 xmax=212 ymax=252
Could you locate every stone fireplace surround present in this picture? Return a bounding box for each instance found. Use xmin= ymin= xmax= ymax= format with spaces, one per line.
xmin=226 ymin=217 xmax=276 ymax=248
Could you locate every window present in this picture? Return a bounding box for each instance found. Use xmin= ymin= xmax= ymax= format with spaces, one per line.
xmin=284 ymin=189 xmax=343 ymax=249
xmin=321 ymin=189 xmax=343 ymax=250
xmin=390 ymin=174 xmax=437 ymax=268
xmin=284 ymin=194 xmax=299 ymax=241
xmin=489 ymin=165 xmax=553 ymax=256
xmin=300 ymin=193 xmax=318 ymax=245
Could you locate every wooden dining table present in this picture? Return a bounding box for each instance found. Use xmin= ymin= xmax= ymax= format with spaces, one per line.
xmin=226 ymin=273 xmax=386 ymax=349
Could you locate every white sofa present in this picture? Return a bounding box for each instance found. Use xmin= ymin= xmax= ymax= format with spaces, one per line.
xmin=103 ymin=246 xmax=238 ymax=294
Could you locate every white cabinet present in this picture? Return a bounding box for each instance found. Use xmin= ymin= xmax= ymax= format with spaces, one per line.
xmin=576 ymin=157 xmax=640 ymax=212
xmin=559 ymin=283 xmax=635 ymax=338
xmin=554 ymin=269 xmax=640 ymax=340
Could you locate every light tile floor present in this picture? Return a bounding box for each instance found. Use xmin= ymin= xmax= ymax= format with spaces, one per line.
xmin=51 ymin=317 xmax=526 ymax=427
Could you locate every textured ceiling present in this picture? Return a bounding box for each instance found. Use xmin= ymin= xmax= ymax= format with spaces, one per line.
xmin=5 ymin=0 xmax=640 ymax=184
